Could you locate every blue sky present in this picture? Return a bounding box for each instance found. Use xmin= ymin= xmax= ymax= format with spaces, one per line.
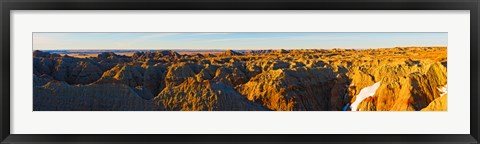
xmin=33 ymin=32 xmax=447 ymax=50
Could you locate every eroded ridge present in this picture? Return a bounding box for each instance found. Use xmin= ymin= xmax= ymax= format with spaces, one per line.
xmin=33 ymin=47 xmax=447 ymax=111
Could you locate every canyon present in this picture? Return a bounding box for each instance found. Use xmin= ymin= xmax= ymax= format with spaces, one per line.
xmin=33 ymin=47 xmax=447 ymax=111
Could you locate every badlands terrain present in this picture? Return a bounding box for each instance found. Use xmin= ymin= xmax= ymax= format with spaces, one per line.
xmin=33 ymin=47 xmax=447 ymax=111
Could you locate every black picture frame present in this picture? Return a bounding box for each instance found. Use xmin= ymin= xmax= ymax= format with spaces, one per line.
xmin=1 ymin=0 xmax=478 ymax=143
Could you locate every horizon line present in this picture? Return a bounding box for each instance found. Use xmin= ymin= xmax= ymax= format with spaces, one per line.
xmin=34 ymin=45 xmax=448 ymax=51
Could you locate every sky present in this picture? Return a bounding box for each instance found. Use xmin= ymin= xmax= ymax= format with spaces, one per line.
xmin=32 ymin=32 xmax=447 ymax=50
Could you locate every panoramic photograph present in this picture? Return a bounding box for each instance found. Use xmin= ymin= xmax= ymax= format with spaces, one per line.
xmin=32 ymin=32 xmax=447 ymax=111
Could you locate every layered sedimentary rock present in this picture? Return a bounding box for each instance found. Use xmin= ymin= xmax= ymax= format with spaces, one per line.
xmin=33 ymin=50 xmax=126 ymax=85
xmin=236 ymin=67 xmax=337 ymax=111
xmin=351 ymin=62 xmax=447 ymax=111
xmin=164 ymin=62 xmax=197 ymax=87
xmin=222 ymin=49 xmax=244 ymax=56
xmin=154 ymin=78 xmax=268 ymax=111
xmin=33 ymin=47 xmax=448 ymax=111
xmin=33 ymin=81 xmax=153 ymax=111
xmin=421 ymin=94 xmax=447 ymax=111
xmin=97 ymin=63 xmax=145 ymax=87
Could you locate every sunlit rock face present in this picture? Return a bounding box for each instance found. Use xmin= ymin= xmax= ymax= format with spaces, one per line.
xmin=350 ymin=61 xmax=447 ymax=111
xmin=236 ymin=67 xmax=338 ymax=111
xmin=153 ymin=78 xmax=268 ymax=111
xmin=33 ymin=47 xmax=447 ymax=111
xmin=421 ymin=94 xmax=447 ymax=111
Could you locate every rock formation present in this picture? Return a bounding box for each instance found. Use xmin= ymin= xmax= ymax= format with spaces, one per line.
xmin=34 ymin=81 xmax=153 ymax=111
xmin=222 ymin=49 xmax=243 ymax=56
xmin=33 ymin=47 xmax=447 ymax=111
xmin=154 ymin=78 xmax=268 ymax=111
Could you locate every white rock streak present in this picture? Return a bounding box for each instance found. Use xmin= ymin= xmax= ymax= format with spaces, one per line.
xmin=350 ymin=82 xmax=381 ymax=111
xmin=437 ymin=85 xmax=447 ymax=97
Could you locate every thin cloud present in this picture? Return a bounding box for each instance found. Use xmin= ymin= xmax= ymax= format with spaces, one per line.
xmin=32 ymin=32 xmax=447 ymax=50
xmin=201 ymin=35 xmax=362 ymax=43
xmin=190 ymin=33 xmax=233 ymax=36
